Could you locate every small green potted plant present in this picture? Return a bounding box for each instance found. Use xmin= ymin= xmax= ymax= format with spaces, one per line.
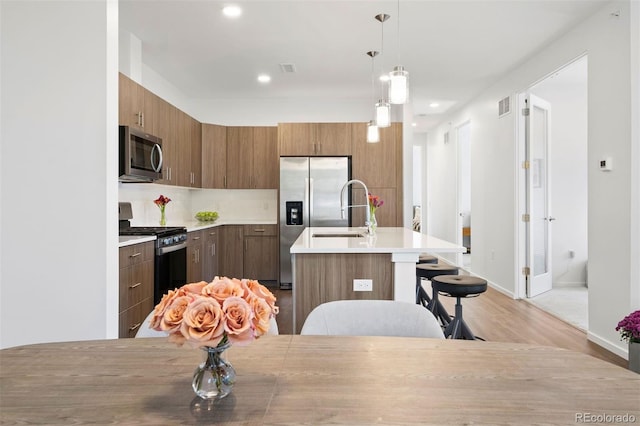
xmin=616 ymin=310 xmax=640 ymax=374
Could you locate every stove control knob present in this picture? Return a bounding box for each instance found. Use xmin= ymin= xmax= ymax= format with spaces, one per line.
xmin=163 ymin=238 xmax=171 ymax=246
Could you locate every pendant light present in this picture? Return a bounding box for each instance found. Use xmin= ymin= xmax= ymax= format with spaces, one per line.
xmin=366 ymin=51 xmax=380 ymax=143
xmin=389 ymin=0 xmax=409 ymax=104
xmin=374 ymin=13 xmax=391 ymax=128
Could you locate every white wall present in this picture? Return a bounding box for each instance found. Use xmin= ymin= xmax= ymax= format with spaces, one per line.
xmin=530 ymin=59 xmax=588 ymax=287
xmin=426 ymin=0 xmax=638 ymax=357
xmin=0 ymin=1 xmax=119 ymax=348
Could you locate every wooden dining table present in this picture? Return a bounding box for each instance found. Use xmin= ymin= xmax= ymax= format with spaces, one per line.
xmin=1 ymin=335 xmax=638 ymax=424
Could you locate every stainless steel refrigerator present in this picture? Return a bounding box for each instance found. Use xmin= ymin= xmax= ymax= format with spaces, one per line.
xmin=279 ymin=157 xmax=351 ymax=287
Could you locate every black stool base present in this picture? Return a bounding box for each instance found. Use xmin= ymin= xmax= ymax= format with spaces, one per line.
xmin=444 ymin=297 xmax=478 ymax=340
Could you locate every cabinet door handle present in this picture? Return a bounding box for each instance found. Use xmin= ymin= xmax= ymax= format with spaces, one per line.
xmin=129 ymin=282 xmax=141 ymax=289
xmin=129 ymin=322 xmax=141 ymax=332
xmin=253 ymin=228 xmax=265 ymax=232
xmin=209 ymin=231 xmax=216 ymax=236
xmin=169 ymin=167 xmax=172 ymax=181
xmin=141 ymin=112 xmax=144 ymax=128
xmin=193 ymin=236 xmax=200 ymax=241
xmin=212 ymin=243 xmax=216 ymax=257
xmin=130 ymin=252 xmax=141 ymax=258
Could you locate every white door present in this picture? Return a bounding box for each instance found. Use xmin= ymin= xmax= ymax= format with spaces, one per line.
xmin=526 ymin=94 xmax=553 ymax=297
xmin=456 ymin=122 xmax=471 ymax=267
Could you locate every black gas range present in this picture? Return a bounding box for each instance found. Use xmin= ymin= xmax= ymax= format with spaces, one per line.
xmin=119 ymin=225 xmax=188 ymax=251
xmin=119 ymin=202 xmax=188 ymax=304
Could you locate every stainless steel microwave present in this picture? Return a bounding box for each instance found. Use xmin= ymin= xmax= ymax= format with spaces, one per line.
xmin=119 ymin=126 xmax=163 ymax=182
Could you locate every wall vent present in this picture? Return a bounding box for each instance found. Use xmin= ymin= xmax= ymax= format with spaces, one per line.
xmin=498 ymin=96 xmax=511 ymax=117
xmin=443 ymin=131 xmax=450 ymax=144
xmin=279 ymin=63 xmax=297 ymax=73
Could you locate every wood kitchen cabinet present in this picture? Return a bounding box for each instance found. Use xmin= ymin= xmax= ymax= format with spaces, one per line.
xmin=219 ymin=225 xmax=245 ymax=279
xmin=225 ymin=126 xmax=278 ymax=189
xmin=118 ymin=73 xmax=159 ymax=136
xmin=278 ymin=122 xmax=352 ymax=156
xmin=226 ymin=127 xmax=253 ymax=189
xmin=187 ymin=229 xmax=205 ymax=283
xmin=118 ymin=242 xmax=154 ymax=338
xmin=351 ymin=122 xmax=400 ymax=188
xmin=252 ymin=127 xmax=278 ymax=189
xmin=201 ymin=124 xmax=227 ymax=189
xmin=190 ymin=118 xmax=202 ymax=188
xmin=243 ymin=225 xmax=278 ymax=282
xmin=202 ymin=227 xmax=220 ymax=281
xmin=351 ymin=122 xmax=403 ymax=227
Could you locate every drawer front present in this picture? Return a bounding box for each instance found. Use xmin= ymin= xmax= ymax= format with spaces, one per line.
xmin=119 ymin=242 xmax=154 ymax=267
xmin=119 ymin=260 xmax=154 ymax=312
xmin=119 ymin=297 xmax=154 ymax=338
xmin=243 ymin=224 xmax=277 ymax=236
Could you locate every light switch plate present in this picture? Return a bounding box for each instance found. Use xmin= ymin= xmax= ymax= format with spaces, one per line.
xmin=353 ymin=279 xmax=373 ymax=292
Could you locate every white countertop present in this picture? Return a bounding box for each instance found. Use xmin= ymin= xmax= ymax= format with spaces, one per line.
xmin=119 ymin=219 xmax=277 ymax=247
xmin=184 ymin=219 xmax=276 ymax=232
xmin=290 ymin=227 xmax=466 ymax=254
xmin=118 ymin=235 xmax=156 ymax=248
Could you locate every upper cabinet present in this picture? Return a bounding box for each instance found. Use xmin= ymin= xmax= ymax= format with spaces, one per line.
xmin=224 ymin=126 xmax=278 ymax=189
xmin=278 ymin=123 xmax=351 ymax=156
xmin=351 ymin=122 xmax=401 ymax=188
xmin=251 ymin=127 xmax=278 ymax=189
xmin=118 ymin=73 xmax=158 ymax=136
xmin=201 ymin=124 xmax=227 ymax=189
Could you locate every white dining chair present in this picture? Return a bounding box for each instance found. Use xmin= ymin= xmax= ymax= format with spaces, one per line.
xmin=134 ymin=311 xmax=280 ymax=338
xmin=300 ymin=299 xmax=445 ymax=338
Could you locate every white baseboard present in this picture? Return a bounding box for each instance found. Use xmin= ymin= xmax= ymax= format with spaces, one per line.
xmin=554 ymin=281 xmax=587 ymax=288
xmin=587 ymin=330 xmax=628 ymax=360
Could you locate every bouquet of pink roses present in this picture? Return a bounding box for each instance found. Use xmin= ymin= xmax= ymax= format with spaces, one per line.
xmin=149 ymin=276 xmax=278 ymax=348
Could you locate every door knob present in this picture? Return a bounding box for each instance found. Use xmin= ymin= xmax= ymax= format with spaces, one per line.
xmin=546 ymin=217 xmax=556 ymax=221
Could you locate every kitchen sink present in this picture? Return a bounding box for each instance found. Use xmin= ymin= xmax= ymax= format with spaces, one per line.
xmin=312 ymin=232 xmax=364 ymax=238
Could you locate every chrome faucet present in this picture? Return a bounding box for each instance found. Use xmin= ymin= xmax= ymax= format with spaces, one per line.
xmin=340 ymin=179 xmax=372 ymax=234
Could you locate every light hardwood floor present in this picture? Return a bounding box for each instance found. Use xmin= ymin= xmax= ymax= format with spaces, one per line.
xmin=270 ymin=285 xmax=627 ymax=369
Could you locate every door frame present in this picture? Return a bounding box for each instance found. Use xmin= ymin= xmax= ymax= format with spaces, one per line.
xmin=455 ymin=120 xmax=471 ymax=268
xmin=515 ymin=54 xmax=587 ymax=299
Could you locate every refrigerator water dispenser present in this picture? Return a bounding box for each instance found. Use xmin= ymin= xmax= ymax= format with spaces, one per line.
xmin=286 ymin=201 xmax=304 ymax=225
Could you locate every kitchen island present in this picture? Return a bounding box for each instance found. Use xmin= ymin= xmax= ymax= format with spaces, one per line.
xmin=290 ymin=227 xmax=465 ymax=332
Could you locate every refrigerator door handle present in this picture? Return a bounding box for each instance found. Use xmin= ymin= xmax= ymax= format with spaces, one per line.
xmin=309 ymin=177 xmax=314 ymax=225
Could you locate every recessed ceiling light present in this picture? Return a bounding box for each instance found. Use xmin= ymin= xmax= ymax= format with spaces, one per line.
xmin=429 ymin=102 xmax=440 ymax=108
xmin=257 ymin=74 xmax=271 ymax=83
xmin=411 ymin=122 xmax=417 ymax=127
xmin=222 ymin=5 xmax=242 ymax=18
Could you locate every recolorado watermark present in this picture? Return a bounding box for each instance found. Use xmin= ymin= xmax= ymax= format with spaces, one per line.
xmin=576 ymin=413 xmax=637 ymax=423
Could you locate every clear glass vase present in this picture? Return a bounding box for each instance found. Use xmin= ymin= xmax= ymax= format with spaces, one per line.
xmin=370 ymin=211 xmax=377 ymax=233
xmin=159 ymin=207 xmax=166 ymax=226
xmin=192 ymin=342 xmax=236 ymax=400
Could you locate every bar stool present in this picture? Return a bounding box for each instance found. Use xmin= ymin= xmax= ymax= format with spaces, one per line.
xmin=431 ymin=275 xmax=487 ymax=340
xmin=417 ymin=254 xmax=438 ymax=264
xmin=415 ymin=263 xmax=458 ymax=326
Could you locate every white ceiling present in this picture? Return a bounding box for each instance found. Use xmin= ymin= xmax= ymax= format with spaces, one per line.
xmin=119 ymin=0 xmax=607 ymax=132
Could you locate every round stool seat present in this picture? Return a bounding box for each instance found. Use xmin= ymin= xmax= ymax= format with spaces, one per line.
xmin=417 ymin=254 xmax=438 ymax=264
xmin=416 ymin=263 xmax=458 ymax=280
xmin=432 ymin=275 xmax=487 ymax=298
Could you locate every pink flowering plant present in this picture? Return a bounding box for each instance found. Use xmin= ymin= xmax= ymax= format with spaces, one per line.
xmin=149 ymin=276 xmax=278 ymax=348
xmin=368 ymin=193 xmax=384 ymax=216
xmin=616 ymin=310 xmax=640 ymax=343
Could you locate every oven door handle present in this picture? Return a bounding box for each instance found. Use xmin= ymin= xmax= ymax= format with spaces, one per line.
xmin=157 ymin=242 xmax=187 ymax=255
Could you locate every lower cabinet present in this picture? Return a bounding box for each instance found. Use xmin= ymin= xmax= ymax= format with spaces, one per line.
xmin=187 ymin=229 xmax=205 ymax=283
xmin=220 ymin=225 xmax=245 ymax=279
xmin=203 ymin=227 xmax=220 ymax=281
xmin=243 ymin=225 xmax=278 ymax=282
xmin=182 ymin=224 xmax=278 ymax=286
xmin=118 ymin=242 xmax=154 ymax=338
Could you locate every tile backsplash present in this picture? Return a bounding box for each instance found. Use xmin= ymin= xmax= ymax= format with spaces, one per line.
xmin=119 ymin=183 xmax=277 ymax=226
